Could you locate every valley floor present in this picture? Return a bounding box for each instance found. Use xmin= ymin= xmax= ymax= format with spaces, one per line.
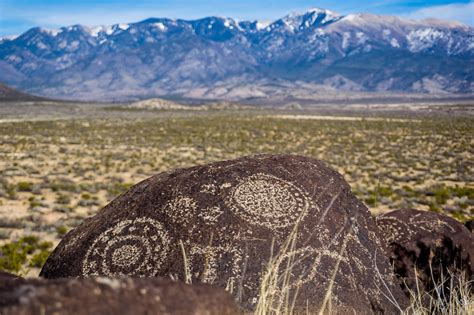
xmin=0 ymin=101 xmax=472 ymax=276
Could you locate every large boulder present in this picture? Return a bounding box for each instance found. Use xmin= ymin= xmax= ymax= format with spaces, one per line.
xmin=0 ymin=277 xmax=239 ymax=315
xmin=376 ymin=209 xmax=474 ymax=297
xmin=41 ymin=154 xmax=407 ymax=313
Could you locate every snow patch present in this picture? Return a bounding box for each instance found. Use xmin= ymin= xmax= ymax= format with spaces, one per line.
xmin=105 ymin=26 xmax=114 ymax=35
xmin=41 ymin=28 xmax=61 ymax=36
xmin=88 ymin=26 xmax=104 ymax=37
xmin=342 ymin=32 xmax=351 ymax=49
xmin=342 ymin=14 xmax=360 ymax=22
xmin=70 ymin=41 xmax=79 ymax=50
xmin=356 ymin=32 xmax=367 ymax=44
xmin=36 ymin=41 xmax=47 ymax=49
xmin=118 ymin=23 xmax=130 ymax=31
xmin=256 ymin=21 xmax=271 ymax=30
xmin=407 ymin=28 xmax=445 ymax=52
xmin=153 ymin=22 xmax=167 ymax=32
xmin=0 ymin=35 xmax=18 ymax=42
xmin=390 ymin=38 xmax=400 ymax=48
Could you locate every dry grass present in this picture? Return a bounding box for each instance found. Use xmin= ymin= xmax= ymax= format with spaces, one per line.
xmin=254 ymin=223 xmax=302 ymax=315
xmin=403 ymin=271 xmax=473 ymax=315
xmin=254 ymin=230 xmax=473 ymax=315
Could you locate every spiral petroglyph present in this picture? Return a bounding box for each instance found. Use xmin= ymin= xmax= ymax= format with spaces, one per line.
xmin=82 ymin=217 xmax=170 ymax=277
xmin=227 ymin=173 xmax=310 ymax=230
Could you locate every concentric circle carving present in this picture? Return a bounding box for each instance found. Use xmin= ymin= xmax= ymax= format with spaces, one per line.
xmin=82 ymin=217 xmax=170 ymax=277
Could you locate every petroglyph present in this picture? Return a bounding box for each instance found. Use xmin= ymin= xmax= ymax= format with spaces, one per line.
xmin=42 ymin=155 xmax=407 ymax=313
xmin=164 ymin=195 xmax=197 ymax=225
xmin=377 ymin=209 xmax=474 ymax=300
xmin=227 ymin=173 xmax=310 ymax=230
xmin=82 ymin=217 xmax=170 ymax=277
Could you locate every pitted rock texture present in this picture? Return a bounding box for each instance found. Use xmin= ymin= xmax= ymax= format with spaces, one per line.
xmin=376 ymin=209 xmax=474 ymax=297
xmin=41 ymin=154 xmax=407 ymax=313
xmin=0 ymin=277 xmax=240 ymax=315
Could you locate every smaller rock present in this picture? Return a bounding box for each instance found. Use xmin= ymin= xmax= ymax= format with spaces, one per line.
xmin=465 ymin=220 xmax=473 ymax=233
xmin=0 ymin=271 xmax=21 ymax=281
xmin=376 ymin=209 xmax=474 ymax=299
xmin=0 ymin=277 xmax=240 ymax=315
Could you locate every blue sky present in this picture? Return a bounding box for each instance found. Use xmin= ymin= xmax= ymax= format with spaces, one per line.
xmin=1 ymin=0 xmax=473 ymax=36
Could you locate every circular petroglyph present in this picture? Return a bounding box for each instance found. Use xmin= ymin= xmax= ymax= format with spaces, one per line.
xmin=164 ymin=196 xmax=197 ymax=225
xmin=227 ymin=173 xmax=310 ymax=230
xmin=82 ymin=217 xmax=170 ymax=277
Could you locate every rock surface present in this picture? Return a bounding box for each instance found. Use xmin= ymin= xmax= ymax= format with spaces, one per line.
xmin=0 ymin=277 xmax=240 ymax=315
xmin=465 ymin=220 xmax=473 ymax=233
xmin=41 ymin=154 xmax=407 ymax=313
xmin=0 ymin=271 xmax=21 ymax=281
xmin=376 ymin=209 xmax=474 ymax=296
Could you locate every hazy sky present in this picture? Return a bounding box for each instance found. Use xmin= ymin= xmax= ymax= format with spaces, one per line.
xmin=1 ymin=0 xmax=473 ymax=36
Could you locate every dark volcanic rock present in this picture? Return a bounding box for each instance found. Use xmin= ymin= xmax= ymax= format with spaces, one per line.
xmin=0 ymin=271 xmax=21 ymax=281
xmin=376 ymin=209 xmax=474 ymax=297
xmin=41 ymin=154 xmax=407 ymax=313
xmin=465 ymin=220 xmax=473 ymax=233
xmin=0 ymin=277 xmax=239 ymax=315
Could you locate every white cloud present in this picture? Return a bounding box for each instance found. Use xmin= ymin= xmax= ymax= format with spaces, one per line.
xmin=402 ymin=1 xmax=474 ymax=26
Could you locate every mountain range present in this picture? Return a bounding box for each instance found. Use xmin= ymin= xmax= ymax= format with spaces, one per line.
xmin=0 ymin=8 xmax=473 ymax=101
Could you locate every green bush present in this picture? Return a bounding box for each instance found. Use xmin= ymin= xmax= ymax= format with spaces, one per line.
xmin=29 ymin=250 xmax=50 ymax=268
xmin=433 ymin=187 xmax=450 ymax=205
xmin=56 ymin=226 xmax=69 ymax=237
xmin=0 ymin=236 xmax=52 ymax=275
xmin=17 ymin=181 xmax=33 ymax=192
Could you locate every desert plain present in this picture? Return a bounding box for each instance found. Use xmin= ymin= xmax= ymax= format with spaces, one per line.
xmin=0 ymin=100 xmax=472 ymax=277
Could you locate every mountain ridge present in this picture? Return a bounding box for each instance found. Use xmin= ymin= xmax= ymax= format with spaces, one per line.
xmin=0 ymin=8 xmax=472 ymax=101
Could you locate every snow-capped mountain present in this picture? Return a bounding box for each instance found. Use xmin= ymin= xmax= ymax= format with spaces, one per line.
xmin=0 ymin=8 xmax=472 ymax=101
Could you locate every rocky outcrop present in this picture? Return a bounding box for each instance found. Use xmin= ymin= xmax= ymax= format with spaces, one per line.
xmin=40 ymin=154 xmax=407 ymax=313
xmin=0 ymin=277 xmax=240 ymax=315
xmin=376 ymin=209 xmax=474 ymax=297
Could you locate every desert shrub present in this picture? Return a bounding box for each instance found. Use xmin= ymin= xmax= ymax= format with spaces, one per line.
xmin=56 ymin=226 xmax=69 ymax=237
xmin=0 ymin=236 xmax=52 ymax=275
xmin=17 ymin=181 xmax=33 ymax=192
xmin=433 ymin=186 xmax=450 ymax=205
xmin=106 ymin=182 xmax=133 ymax=198
xmin=5 ymin=184 xmax=17 ymax=199
xmin=29 ymin=250 xmax=51 ymax=268
xmin=377 ymin=186 xmax=394 ymax=198
xmin=50 ymin=179 xmax=78 ymax=192
xmin=28 ymin=196 xmax=42 ymax=209
xmin=56 ymin=193 xmax=71 ymax=205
